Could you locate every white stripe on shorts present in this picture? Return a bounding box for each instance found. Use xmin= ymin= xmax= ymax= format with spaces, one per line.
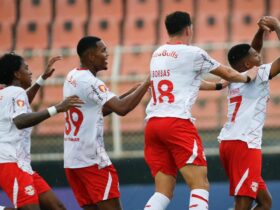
xmin=186 ymin=139 xmax=198 ymax=164
xmin=234 ymin=168 xmax=249 ymax=196
xmin=103 ymin=172 xmax=112 ymax=200
xmin=13 ymin=178 xmax=19 ymax=208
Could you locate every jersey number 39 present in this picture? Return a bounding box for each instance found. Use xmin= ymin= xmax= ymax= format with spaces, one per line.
xmin=65 ymin=108 xmax=84 ymax=136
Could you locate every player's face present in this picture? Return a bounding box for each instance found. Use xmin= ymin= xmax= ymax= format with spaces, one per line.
xmin=92 ymin=40 xmax=109 ymax=71
xmin=14 ymin=60 xmax=32 ymax=89
xmin=245 ymin=48 xmax=262 ymax=68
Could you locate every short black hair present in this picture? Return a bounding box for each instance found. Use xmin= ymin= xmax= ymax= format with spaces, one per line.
xmin=228 ymin=44 xmax=251 ymax=67
xmin=77 ymin=36 xmax=101 ymax=57
xmin=165 ymin=11 xmax=192 ymax=36
xmin=0 ymin=53 xmax=23 ymax=85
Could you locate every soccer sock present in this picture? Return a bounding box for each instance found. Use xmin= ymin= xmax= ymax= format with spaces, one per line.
xmin=144 ymin=192 xmax=170 ymax=210
xmin=0 ymin=206 xmax=6 ymax=210
xmin=189 ymin=189 xmax=209 ymax=210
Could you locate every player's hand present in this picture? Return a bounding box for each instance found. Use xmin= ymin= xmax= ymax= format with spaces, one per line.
xmin=258 ymin=16 xmax=280 ymax=32
xmin=258 ymin=17 xmax=271 ymax=32
xmin=246 ymin=66 xmax=258 ymax=82
xmin=41 ymin=56 xmax=62 ymax=80
xmin=55 ymin=95 xmax=84 ymax=112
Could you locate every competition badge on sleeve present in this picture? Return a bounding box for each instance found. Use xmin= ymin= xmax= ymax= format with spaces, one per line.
xmin=16 ymin=99 xmax=25 ymax=107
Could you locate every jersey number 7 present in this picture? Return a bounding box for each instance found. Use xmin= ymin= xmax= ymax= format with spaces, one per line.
xmin=65 ymin=107 xmax=84 ymax=136
xmin=151 ymin=80 xmax=175 ymax=105
xmin=229 ymin=95 xmax=242 ymax=122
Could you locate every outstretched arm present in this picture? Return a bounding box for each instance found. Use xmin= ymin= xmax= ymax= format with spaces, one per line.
xmin=102 ymin=84 xmax=141 ymax=116
xmin=13 ymin=96 xmax=84 ymax=129
xmin=210 ymin=65 xmax=256 ymax=83
xmin=26 ymin=56 xmax=62 ymax=103
xmin=103 ymin=76 xmax=150 ymax=116
xmin=200 ymin=80 xmax=229 ymax=91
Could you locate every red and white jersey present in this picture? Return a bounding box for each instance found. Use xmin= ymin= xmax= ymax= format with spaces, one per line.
xmin=0 ymin=86 xmax=33 ymax=174
xmin=63 ymin=68 xmax=116 ymax=169
xmin=146 ymin=44 xmax=220 ymax=120
xmin=218 ymin=64 xmax=272 ymax=149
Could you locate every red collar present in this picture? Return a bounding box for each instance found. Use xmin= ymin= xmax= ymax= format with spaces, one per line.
xmin=76 ymin=67 xmax=88 ymax=71
xmin=0 ymin=84 xmax=6 ymax=90
xmin=166 ymin=42 xmax=184 ymax=45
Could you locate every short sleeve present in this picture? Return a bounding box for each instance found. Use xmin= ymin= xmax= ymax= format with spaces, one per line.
xmin=84 ymin=78 xmax=116 ymax=106
xmin=256 ymin=64 xmax=271 ymax=83
xmin=193 ymin=48 xmax=221 ymax=73
xmin=10 ymin=89 xmax=29 ymax=119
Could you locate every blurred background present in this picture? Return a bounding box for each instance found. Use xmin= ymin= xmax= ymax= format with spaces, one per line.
xmin=0 ymin=0 xmax=280 ymax=209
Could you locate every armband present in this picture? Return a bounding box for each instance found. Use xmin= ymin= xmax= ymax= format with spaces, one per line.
xmin=246 ymin=75 xmax=251 ymax=83
xmin=47 ymin=106 xmax=58 ymax=116
xmin=215 ymin=83 xmax=223 ymax=90
xmin=36 ymin=76 xmax=45 ymax=86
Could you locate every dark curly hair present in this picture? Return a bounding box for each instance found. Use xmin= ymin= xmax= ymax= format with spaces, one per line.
xmin=0 ymin=53 xmax=24 ymax=85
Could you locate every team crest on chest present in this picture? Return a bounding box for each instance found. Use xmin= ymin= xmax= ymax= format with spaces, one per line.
xmin=16 ymin=100 xmax=25 ymax=107
xmin=98 ymin=85 xmax=107 ymax=92
xmin=24 ymin=185 xmax=35 ymax=196
xmin=250 ymin=181 xmax=258 ymax=192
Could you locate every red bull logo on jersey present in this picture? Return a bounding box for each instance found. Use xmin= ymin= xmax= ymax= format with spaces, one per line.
xmin=16 ymin=100 xmax=25 ymax=107
xmin=152 ymin=50 xmax=178 ymax=58
xmin=24 ymin=185 xmax=35 ymax=196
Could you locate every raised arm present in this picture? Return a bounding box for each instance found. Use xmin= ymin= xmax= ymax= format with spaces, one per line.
xmin=26 ymin=56 xmax=62 ymax=103
xmin=270 ymin=57 xmax=280 ymax=79
xmin=13 ymin=95 xmax=84 ymax=129
xmin=251 ymin=27 xmax=265 ymax=53
xmin=103 ymin=76 xmax=150 ymax=116
xmin=258 ymin=16 xmax=280 ymax=79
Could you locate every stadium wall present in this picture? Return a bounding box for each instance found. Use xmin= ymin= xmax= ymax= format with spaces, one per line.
xmin=32 ymin=154 xmax=280 ymax=187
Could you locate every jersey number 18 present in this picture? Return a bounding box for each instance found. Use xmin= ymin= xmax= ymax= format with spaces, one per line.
xmin=151 ymin=80 xmax=175 ymax=105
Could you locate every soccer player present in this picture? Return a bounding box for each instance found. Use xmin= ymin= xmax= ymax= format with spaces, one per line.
xmin=0 ymin=53 xmax=84 ymax=210
xmin=143 ymin=11 xmax=257 ymax=210
xmin=63 ymin=36 xmax=150 ymax=210
xmin=218 ymin=16 xmax=280 ymax=210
